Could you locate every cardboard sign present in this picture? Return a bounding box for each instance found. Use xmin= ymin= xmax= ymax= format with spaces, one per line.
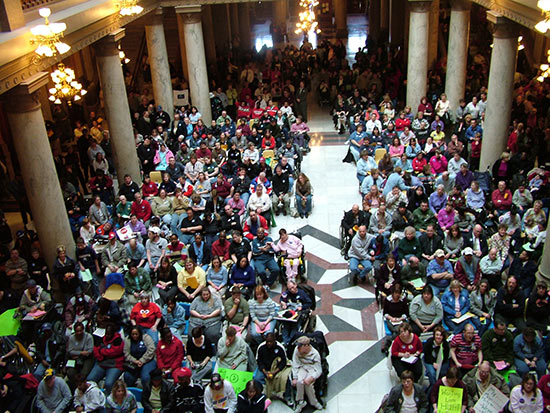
xmin=116 ymin=225 xmax=135 ymax=241
xmin=437 ymin=386 xmax=463 ymax=413
xmin=472 ymin=384 xmax=509 ymax=413
xmin=173 ymin=90 xmax=189 ymax=107
xmin=218 ymin=367 xmax=253 ymax=394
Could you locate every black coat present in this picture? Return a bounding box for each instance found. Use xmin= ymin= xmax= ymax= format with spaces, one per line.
xmin=142 ymin=380 xmax=174 ymax=413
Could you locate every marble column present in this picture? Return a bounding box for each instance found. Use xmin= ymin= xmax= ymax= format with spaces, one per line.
xmin=3 ymin=72 xmax=74 ymax=266
xmin=175 ymin=13 xmax=190 ymax=82
xmin=273 ymin=0 xmax=288 ymax=47
xmin=202 ymin=5 xmax=217 ymax=66
xmin=239 ymin=3 xmax=252 ymax=50
xmin=94 ymin=29 xmax=141 ymax=183
xmin=381 ymin=0 xmax=389 ymax=33
xmin=406 ymin=0 xmax=431 ymax=113
xmin=427 ymin=0 xmax=439 ymax=69
xmin=445 ymin=0 xmax=470 ymax=121
xmin=334 ymin=0 xmax=348 ymax=38
xmin=176 ymin=5 xmax=212 ymax=124
xmin=479 ymin=13 xmax=518 ymax=171
xmin=145 ymin=9 xmax=174 ymax=113
xmin=537 ymin=219 xmax=550 ymax=285
xmin=230 ymin=4 xmax=239 ymax=47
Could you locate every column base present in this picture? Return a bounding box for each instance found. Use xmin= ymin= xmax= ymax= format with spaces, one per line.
xmin=336 ymin=28 xmax=348 ymax=38
xmin=537 ymin=268 xmax=550 ymax=286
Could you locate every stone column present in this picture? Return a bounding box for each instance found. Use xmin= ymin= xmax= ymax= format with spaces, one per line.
xmin=202 ymin=5 xmax=217 ymax=66
xmin=334 ymin=0 xmax=348 ymax=38
xmin=239 ymin=3 xmax=252 ymax=50
xmin=3 ymin=72 xmax=74 ymax=266
xmin=273 ymin=0 xmax=288 ymax=47
xmin=145 ymin=8 xmax=174 ymax=114
xmin=538 ymin=219 xmax=550 ymax=285
xmin=427 ymin=0 xmax=439 ymax=69
xmin=445 ymin=0 xmax=470 ymax=121
xmin=479 ymin=12 xmax=518 ymax=171
xmin=175 ymin=13 xmax=190 ymax=82
xmin=176 ymin=5 xmax=212 ymax=124
xmin=381 ymin=0 xmax=389 ymax=33
xmin=94 ymin=29 xmax=141 ymax=183
xmin=230 ymin=4 xmax=239 ymax=47
xmin=406 ymin=0 xmax=431 ymax=113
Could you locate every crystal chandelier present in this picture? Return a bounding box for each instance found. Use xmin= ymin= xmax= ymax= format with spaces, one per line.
xmin=48 ymin=64 xmax=87 ymax=105
xmin=30 ymin=8 xmax=70 ymax=58
xmin=118 ymin=0 xmax=143 ymax=16
xmin=536 ymin=0 xmax=550 ymax=33
xmin=295 ymin=0 xmax=321 ymax=35
xmin=537 ymin=50 xmax=550 ymax=82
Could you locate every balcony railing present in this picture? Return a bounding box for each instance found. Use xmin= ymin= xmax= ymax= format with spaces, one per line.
xmin=21 ymin=0 xmax=61 ymax=11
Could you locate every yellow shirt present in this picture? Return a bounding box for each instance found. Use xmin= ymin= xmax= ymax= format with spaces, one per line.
xmin=430 ymin=130 xmax=445 ymax=142
xmin=149 ymin=386 xmax=162 ymax=409
xmin=177 ymin=267 xmax=206 ymax=290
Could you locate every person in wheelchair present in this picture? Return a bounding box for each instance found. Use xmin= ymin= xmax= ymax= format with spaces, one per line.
xmin=269 ymin=229 xmax=304 ymax=283
xmin=291 ymin=336 xmax=324 ymax=412
xmin=290 ymin=116 xmax=310 ymax=152
xmin=279 ymin=281 xmax=314 ymax=345
xmin=341 ymin=204 xmax=370 ymax=260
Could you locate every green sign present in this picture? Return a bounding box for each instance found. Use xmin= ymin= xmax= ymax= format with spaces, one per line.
xmin=438 ymin=386 xmax=463 ymax=413
xmin=0 ymin=309 xmax=20 ymax=336
xmin=218 ymin=367 xmax=254 ymax=394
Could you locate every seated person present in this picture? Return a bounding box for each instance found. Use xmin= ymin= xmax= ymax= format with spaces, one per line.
xmin=101 ymin=232 xmax=128 ymax=275
xmin=106 ymin=379 xmax=138 ymax=413
xmin=291 ymin=336 xmax=324 ymax=411
xmin=142 ymin=368 xmax=175 ymax=413
xmin=125 ymin=263 xmax=152 ymax=306
xmin=255 ymin=332 xmax=289 ymax=396
xmin=87 ymin=323 xmax=124 ymax=393
xmin=73 ymin=373 xmax=106 ymax=413
xmin=350 ymin=225 xmax=376 ymax=285
xmin=188 ymin=233 xmax=211 ymax=270
xmin=123 ymin=325 xmax=157 ymax=387
xmin=450 ymin=323 xmax=482 ymax=375
xmin=441 ymin=280 xmax=472 ymax=334
xmin=162 ymin=297 xmax=187 ymax=340
xmin=463 ymin=361 xmax=510 ymax=410
xmin=34 ymin=323 xmax=64 ymax=380
xmin=376 ymin=255 xmax=401 ymax=299
xmin=218 ymin=326 xmax=249 ymax=371
xmin=390 ymin=322 xmax=424 ymax=383
xmin=454 ymin=247 xmax=481 ymax=292
xmin=155 ymin=257 xmax=179 ymax=305
xmin=224 ymin=286 xmax=250 ymax=336
xmin=426 ymin=249 xmax=454 ymax=296
xmin=526 ymin=282 xmax=550 ymax=335
xmin=65 ymin=321 xmax=94 ymax=387
xmin=469 ymin=278 xmax=496 ymax=337
xmin=36 ymin=368 xmax=72 ymax=413
xmin=423 ymin=326 xmax=450 ymax=387
xmin=237 ymin=380 xmax=267 ymax=413
xmin=130 ymin=292 xmax=162 ymax=343
xmin=382 ymin=283 xmax=409 ymax=342
xmin=229 ymin=257 xmax=256 ymax=299
xmin=481 ymin=319 xmax=520 ymax=386
xmin=269 ymin=229 xmax=304 ymax=283
xmin=189 ymin=288 xmax=224 ymax=345
xmin=480 ymin=248 xmax=504 ymax=290
xmin=177 ymin=258 xmax=206 ymax=302
xmin=429 ymin=367 xmax=468 ymax=413
xmin=156 ymin=327 xmax=185 ymax=377
xmin=186 ymin=326 xmax=215 ymax=382
xmin=510 ymin=373 xmax=543 ymax=413
xmin=251 ymin=228 xmax=280 ymax=287
xmin=279 ymin=280 xmax=313 ymax=345
xmin=513 ymin=327 xmax=547 ymax=379
xmin=409 ymin=285 xmax=443 ymax=336
xmin=204 ymin=373 xmax=237 ymax=413
xmin=495 ymin=275 xmax=526 ymax=333
xmin=383 ymin=370 xmax=429 ymax=413
xmin=172 ymin=367 xmax=205 ymax=413
xmin=249 ymin=285 xmax=278 ymax=344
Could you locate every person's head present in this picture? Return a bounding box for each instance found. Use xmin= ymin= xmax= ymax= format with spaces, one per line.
xmin=296 ymin=335 xmax=312 ymax=355
xmin=445 ymin=366 xmax=460 ymax=387
xmin=506 ymin=275 xmax=518 ymax=291
xmin=111 ymin=379 xmax=128 ymax=400
xmin=436 ymin=184 xmax=444 ymax=195
xmin=398 ymin=322 xmax=413 ymax=340
xmin=287 ymin=280 xmax=298 ymax=294
xmin=199 ymin=287 xmax=211 ymax=302
xmin=494 ymin=319 xmax=507 ymax=336
xmin=184 ymin=258 xmax=196 ymax=273
xmin=390 ymin=283 xmax=402 ymax=301
xmin=435 ymin=248 xmax=445 ymax=263
xmin=160 ymin=327 xmax=173 ymax=343
xmin=226 ymin=326 xmax=237 ymax=345
xmin=400 ymin=370 xmax=415 ymax=391
xmin=422 ymin=285 xmax=434 ymax=303
xmin=245 ymin=379 xmax=262 ymax=400
xmin=521 ymin=373 xmax=537 ymax=394
xmin=210 ymin=373 xmax=224 ymax=391
xmin=421 ymin=200 xmax=429 ymax=212
xmin=254 ymin=285 xmax=268 ymax=302
xmin=232 ymin=230 xmax=242 ymax=243
xmin=433 ymin=325 xmax=446 ymax=344
xmin=56 ymin=245 xmax=66 ymax=260
xmin=139 ymin=291 xmax=151 ymax=306
xmin=450 ymin=279 xmax=462 ymax=295
xmin=149 ymin=368 xmax=163 ymax=388
xmin=536 ymin=281 xmax=547 ymax=297
xmin=387 ymin=255 xmax=396 ymax=268
xmin=404 ymin=226 xmax=415 ymax=240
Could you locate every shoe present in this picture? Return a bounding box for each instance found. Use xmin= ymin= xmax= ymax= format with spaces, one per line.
xmin=295 ymin=400 xmax=307 ymax=412
xmin=344 ymin=253 xmax=349 ymax=260
xmin=275 ymin=210 xmax=280 ymax=216
xmin=285 ymin=398 xmax=295 ymax=408
xmin=283 ymin=210 xmax=288 ymax=216
xmin=305 ymin=213 xmax=309 ymax=218
xmin=313 ymin=402 xmax=324 ymax=410
xmin=352 ymin=274 xmax=358 ymax=285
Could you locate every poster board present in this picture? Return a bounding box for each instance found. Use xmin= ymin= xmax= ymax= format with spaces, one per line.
xmin=173 ymin=90 xmax=189 ymax=107
xmin=437 ymin=386 xmax=463 ymax=413
xmin=218 ymin=367 xmax=253 ymax=394
xmin=472 ymin=384 xmax=509 ymax=413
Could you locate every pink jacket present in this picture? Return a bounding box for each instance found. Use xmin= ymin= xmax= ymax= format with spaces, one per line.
xmin=271 ymin=235 xmax=303 ymax=258
xmin=429 ymin=155 xmax=448 ymax=175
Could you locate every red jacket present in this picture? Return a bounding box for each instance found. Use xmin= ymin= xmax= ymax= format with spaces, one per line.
xmin=131 ymin=199 xmax=152 ymax=222
xmin=94 ymin=332 xmax=124 ymax=370
xmin=391 ymin=334 xmax=423 ymax=358
xmin=243 ymin=215 xmax=269 ymax=240
xmin=491 ymin=189 xmax=513 ymax=210
xmin=211 ymin=239 xmax=230 ymax=261
xmin=142 ymin=181 xmax=158 ymax=198
xmin=157 ymin=336 xmax=185 ymax=371
xmin=130 ymin=301 xmax=162 ymax=329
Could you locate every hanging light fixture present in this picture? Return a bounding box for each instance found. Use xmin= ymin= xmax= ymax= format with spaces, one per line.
xmin=48 ymin=63 xmax=87 ymax=105
xmin=118 ymin=0 xmax=143 ymax=16
xmin=536 ymin=0 xmax=550 ymax=33
xmin=537 ymin=49 xmax=550 ymax=82
xmin=118 ymin=45 xmax=130 ymax=64
xmin=295 ymin=0 xmax=321 ymax=35
xmin=30 ymin=8 xmax=70 ymax=58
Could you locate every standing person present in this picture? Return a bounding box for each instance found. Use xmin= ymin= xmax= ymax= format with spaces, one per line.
xmin=291 ymin=336 xmax=323 ymax=412
xmin=295 ymin=81 xmax=308 ymax=122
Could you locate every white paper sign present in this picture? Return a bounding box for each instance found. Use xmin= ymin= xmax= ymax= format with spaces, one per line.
xmin=173 ymin=90 xmax=189 ymax=107
xmin=116 ymin=225 xmax=135 ymax=241
xmin=472 ymin=384 xmax=509 ymax=413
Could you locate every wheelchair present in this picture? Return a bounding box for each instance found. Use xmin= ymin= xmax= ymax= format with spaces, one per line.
xmin=276 ymin=231 xmax=307 ymax=285
xmin=339 ymin=217 xmax=355 ymax=260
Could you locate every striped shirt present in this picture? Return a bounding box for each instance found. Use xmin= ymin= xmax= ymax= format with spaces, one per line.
xmin=249 ymin=298 xmax=278 ymax=322
xmin=450 ymin=333 xmax=481 ymax=365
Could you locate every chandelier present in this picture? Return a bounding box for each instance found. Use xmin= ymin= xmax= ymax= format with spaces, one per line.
xmin=537 ymin=50 xmax=550 ymax=82
xmin=48 ymin=64 xmax=87 ymax=105
xmin=295 ymin=0 xmax=321 ymax=35
xmin=536 ymin=0 xmax=550 ymax=33
xmin=30 ymin=8 xmax=70 ymax=58
xmin=118 ymin=0 xmax=143 ymax=16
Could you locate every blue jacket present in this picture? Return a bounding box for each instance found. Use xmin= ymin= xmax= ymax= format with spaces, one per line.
xmin=383 ymin=172 xmax=410 ymax=196
xmin=441 ymin=289 xmax=471 ymax=316
xmin=230 ymin=265 xmax=256 ymax=287
xmin=513 ymin=334 xmax=545 ymax=360
xmin=426 ymin=259 xmax=454 ymax=289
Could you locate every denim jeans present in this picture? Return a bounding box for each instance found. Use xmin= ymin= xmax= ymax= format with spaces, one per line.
xmin=87 ymin=363 xmax=123 ymax=393
xmin=143 ymin=327 xmax=159 ymax=345
xmin=425 ymin=361 xmax=449 ymax=386
xmin=171 ymin=213 xmax=185 ymax=239
xmin=123 ymin=359 xmax=157 ymax=387
xmin=252 ymin=257 xmax=280 ymax=286
xmin=296 ymin=194 xmax=312 ymax=216
xmin=349 ymin=257 xmax=373 ymax=280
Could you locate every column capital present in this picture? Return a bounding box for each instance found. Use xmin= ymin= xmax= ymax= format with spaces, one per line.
xmin=408 ymin=0 xmax=432 ymax=13
xmin=449 ymin=0 xmax=470 ymax=12
xmin=146 ymin=7 xmax=165 ymax=26
xmin=486 ymin=11 xmax=520 ymax=39
xmin=3 ymin=72 xmax=49 ymax=113
xmin=93 ymin=28 xmax=126 ymax=57
xmin=175 ymin=5 xmax=202 ymax=24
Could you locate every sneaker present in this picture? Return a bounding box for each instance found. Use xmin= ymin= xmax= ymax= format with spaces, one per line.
xmin=295 ymin=400 xmax=307 ymax=412
xmin=313 ymin=402 xmax=324 ymax=410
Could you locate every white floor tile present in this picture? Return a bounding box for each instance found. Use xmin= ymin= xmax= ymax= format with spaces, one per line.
xmin=332 ymin=305 xmax=363 ymax=331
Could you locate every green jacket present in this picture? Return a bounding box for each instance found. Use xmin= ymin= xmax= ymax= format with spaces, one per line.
xmin=124 ymin=267 xmax=152 ymax=294
xmin=481 ymin=328 xmax=514 ymax=366
xmin=412 ymin=208 xmax=437 ymax=231
xmin=462 ymin=366 xmax=510 ymax=408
